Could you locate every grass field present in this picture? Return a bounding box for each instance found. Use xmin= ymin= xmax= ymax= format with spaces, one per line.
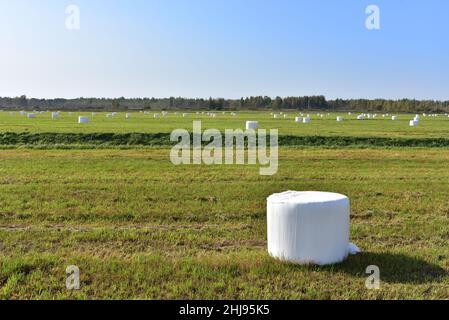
xmin=1 ymin=111 xmax=449 ymax=138
xmin=0 ymin=110 xmax=448 ymax=299
xmin=0 ymin=148 xmax=448 ymax=299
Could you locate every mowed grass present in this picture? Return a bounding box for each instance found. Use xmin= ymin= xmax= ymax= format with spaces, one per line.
xmin=0 ymin=148 xmax=448 ymax=299
xmin=1 ymin=111 xmax=449 ymax=138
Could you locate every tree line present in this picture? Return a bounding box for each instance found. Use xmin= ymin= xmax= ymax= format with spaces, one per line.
xmin=0 ymin=95 xmax=448 ymax=113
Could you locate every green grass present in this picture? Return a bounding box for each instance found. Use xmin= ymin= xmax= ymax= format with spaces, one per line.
xmin=1 ymin=132 xmax=449 ymax=148
xmin=0 ymin=148 xmax=448 ymax=299
xmin=1 ymin=111 xmax=449 ymax=138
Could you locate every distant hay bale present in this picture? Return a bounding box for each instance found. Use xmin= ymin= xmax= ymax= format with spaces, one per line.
xmin=245 ymin=121 xmax=259 ymax=130
xmin=409 ymin=119 xmax=419 ymax=127
xmin=78 ymin=116 xmax=89 ymax=124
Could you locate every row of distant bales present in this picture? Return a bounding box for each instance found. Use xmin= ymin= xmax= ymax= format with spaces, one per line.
xmin=4 ymin=110 xmax=449 ymax=127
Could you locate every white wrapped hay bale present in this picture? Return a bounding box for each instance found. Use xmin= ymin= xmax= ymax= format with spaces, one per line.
xmin=303 ymin=117 xmax=310 ymax=124
xmin=154 ymin=113 xmax=161 ymax=118
xmin=125 ymin=113 xmax=131 ymax=119
xmin=78 ymin=116 xmax=89 ymax=124
xmin=336 ymin=116 xmax=344 ymax=122
xmin=246 ymin=121 xmax=259 ymax=130
xmin=409 ymin=120 xmax=419 ymax=127
xmin=357 ymin=115 xmax=365 ymax=120
xmin=273 ymin=114 xmax=279 ymax=119
xmin=391 ymin=116 xmax=398 ymax=121
xmin=27 ymin=113 xmax=36 ymax=119
xmin=295 ymin=117 xmax=302 ymax=123
xmin=183 ymin=113 xmax=189 ymax=118
xmin=267 ymin=191 xmax=359 ymax=265
xmin=51 ymin=112 xmax=59 ymax=119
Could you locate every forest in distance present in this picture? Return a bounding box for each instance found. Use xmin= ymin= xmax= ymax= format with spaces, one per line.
xmin=1 ymin=95 xmax=449 ymax=113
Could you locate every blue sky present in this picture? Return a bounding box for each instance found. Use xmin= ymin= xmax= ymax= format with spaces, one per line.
xmin=0 ymin=0 xmax=448 ymax=99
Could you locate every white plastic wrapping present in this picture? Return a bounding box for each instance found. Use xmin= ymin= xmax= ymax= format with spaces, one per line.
xmin=78 ymin=116 xmax=89 ymax=124
xmin=303 ymin=117 xmax=310 ymax=124
xmin=267 ymin=191 xmax=358 ymax=265
xmin=246 ymin=121 xmax=259 ymax=130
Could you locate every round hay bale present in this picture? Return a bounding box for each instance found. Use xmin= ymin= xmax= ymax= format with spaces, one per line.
xmin=267 ymin=191 xmax=358 ymax=265
xmin=78 ymin=116 xmax=89 ymax=124
xmin=246 ymin=121 xmax=259 ymax=130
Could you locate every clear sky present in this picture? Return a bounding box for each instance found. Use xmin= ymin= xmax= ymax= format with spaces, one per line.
xmin=1 ymin=0 xmax=448 ymax=100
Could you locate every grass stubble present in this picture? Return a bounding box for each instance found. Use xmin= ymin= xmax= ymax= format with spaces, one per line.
xmin=0 ymin=147 xmax=447 ymax=299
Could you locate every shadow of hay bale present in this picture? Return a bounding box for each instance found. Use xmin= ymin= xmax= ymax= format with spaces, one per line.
xmin=325 ymin=252 xmax=447 ymax=284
